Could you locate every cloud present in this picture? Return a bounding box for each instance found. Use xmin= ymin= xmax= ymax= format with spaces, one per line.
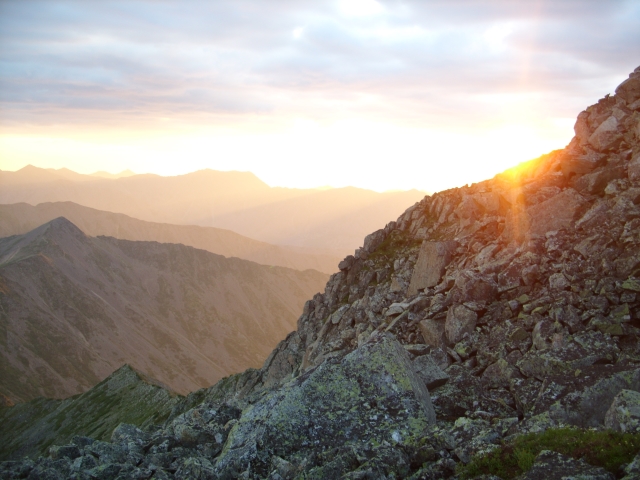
xmin=0 ymin=0 xmax=639 ymax=193
xmin=1 ymin=0 xmax=638 ymax=129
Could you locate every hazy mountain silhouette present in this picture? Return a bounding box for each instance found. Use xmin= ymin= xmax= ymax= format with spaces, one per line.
xmin=0 ymin=202 xmax=341 ymax=273
xmin=89 ymin=169 xmax=136 ymax=179
xmin=0 ymin=217 xmax=328 ymax=403
xmin=0 ymin=166 xmax=425 ymax=256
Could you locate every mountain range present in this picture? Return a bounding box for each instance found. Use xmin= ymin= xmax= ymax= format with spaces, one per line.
xmin=0 ymin=167 xmax=425 ymax=256
xmin=0 ymin=217 xmax=328 ymax=403
xmin=0 ymin=202 xmax=339 ymax=274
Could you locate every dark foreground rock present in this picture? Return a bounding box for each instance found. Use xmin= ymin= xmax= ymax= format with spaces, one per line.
xmin=3 ymin=66 xmax=640 ymax=479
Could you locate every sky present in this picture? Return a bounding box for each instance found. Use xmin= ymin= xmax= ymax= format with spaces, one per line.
xmin=0 ymin=0 xmax=639 ymax=193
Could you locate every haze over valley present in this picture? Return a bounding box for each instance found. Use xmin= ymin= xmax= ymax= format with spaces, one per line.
xmin=0 ymin=166 xmax=424 ymax=257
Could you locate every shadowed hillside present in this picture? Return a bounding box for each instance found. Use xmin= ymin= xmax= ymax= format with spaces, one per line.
xmin=0 ymin=217 xmax=328 ymax=403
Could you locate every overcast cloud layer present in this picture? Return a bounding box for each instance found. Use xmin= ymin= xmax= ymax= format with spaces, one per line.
xmin=1 ymin=0 xmax=639 ymax=191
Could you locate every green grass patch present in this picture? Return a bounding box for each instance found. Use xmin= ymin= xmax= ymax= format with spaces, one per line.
xmin=368 ymin=231 xmax=421 ymax=262
xmin=458 ymin=428 xmax=640 ymax=479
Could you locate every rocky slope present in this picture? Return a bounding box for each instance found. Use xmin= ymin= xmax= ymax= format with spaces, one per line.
xmin=0 ymin=218 xmax=328 ymax=403
xmin=0 ymin=365 xmax=181 ymax=461
xmin=0 ymin=202 xmax=340 ymax=274
xmin=3 ymin=67 xmax=640 ymax=479
xmin=0 ymin=167 xmax=425 ymax=257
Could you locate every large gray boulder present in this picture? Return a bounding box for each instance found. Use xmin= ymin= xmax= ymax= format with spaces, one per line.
xmin=604 ymin=389 xmax=640 ymax=433
xmin=549 ymin=368 xmax=640 ymax=428
xmin=213 ymin=335 xmax=436 ymax=478
xmin=407 ymin=241 xmax=457 ymax=295
xmin=527 ymin=188 xmax=587 ymax=237
xmin=445 ymin=304 xmax=477 ymax=344
xmin=413 ymin=354 xmax=449 ymax=390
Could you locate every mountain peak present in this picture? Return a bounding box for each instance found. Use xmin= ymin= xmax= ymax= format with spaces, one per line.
xmin=41 ymin=216 xmax=86 ymax=239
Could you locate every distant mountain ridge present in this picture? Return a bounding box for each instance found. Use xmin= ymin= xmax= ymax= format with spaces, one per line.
xmin=0 ymin=167 xmax=425 ymax=256
xmin=0 ymin=217 xmax=328 ymax=403
xmin=0 ymin=202 xmax=340 ymax=273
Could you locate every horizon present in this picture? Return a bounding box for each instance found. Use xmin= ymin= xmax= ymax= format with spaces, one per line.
xmin=1 ymin=163 xmax=430 ymax=193
xmin=1 ymin=1 xmax=639 ymax=192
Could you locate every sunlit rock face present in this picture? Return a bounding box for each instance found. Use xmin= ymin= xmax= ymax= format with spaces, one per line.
xmin=4 ymin=66 xmax=640 ymax=479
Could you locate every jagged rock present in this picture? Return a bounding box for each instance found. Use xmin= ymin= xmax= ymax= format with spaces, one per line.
xmin=48 ymin=444 xmax=81 ymax=461
xmin=418 ymin=318 xmax=447 ymax=348
xmin=413 ymin=354 xmax=450 ymax=389
xmin=452 ymin=271 xmax=498 ymax=303
xmin=518 ymin=450 xmax=614 ymax=480
xmin=629 ymin=153 xmax=640 ymax=182
xmin=482 ymin=358 xmax=522 ymax=389
xmin=549 ymin=368 xmax=640 ymax=428
xmin=615 ymin=67 xmax=640 ymax=105
xmin=518 ymin=331 xmax=619 ymax=380
xmin=174 ymin=456 xmax=216 ymax=479
xmin=604 ymin=389 xmax=640 ymax=433
xmin=589 ymin=115 xmax=623 ymax=152
xmin=445 ymin=304 xmax=477 ymax=344
xmin=532 ymin=319 xmax=556 ymax=350
xmin=622 ymin=453 xmax=640 ymax=480
xmin=527 ymin=188 xmax=588 ymax=238
xmin=407 ymin=241 xmax=457 ymax=295
xmin=170 ymin=403 xmax=240 ymax=450
xmin=213 ymin=335 xmax=435 ymax=478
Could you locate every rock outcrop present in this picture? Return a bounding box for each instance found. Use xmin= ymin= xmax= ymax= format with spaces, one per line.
xmin=3 ymin=66 xmax=640 ymax=479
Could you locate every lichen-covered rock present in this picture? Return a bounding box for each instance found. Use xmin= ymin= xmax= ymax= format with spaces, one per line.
xmin=517 ymin=331 xmax=619 ymax=380
xmin=604 ymin=389 xmax=640 ymax=433
xmin=622 ymin=452 xmax=640 ymax=480
xmin=549 ymin=368 xmax=640 ymax=428
xmin=517 ymin=449 xmax=614 ymax=480
xmin=482 ymin=358 xmax=522 ymax=389
xmin=419 ymin=318 xmax=447 ymax=348
xmin=213 ymin=335 xmax=436 ymax=478
xmin=413 ymin=354 xmax=450 ymax=390
xmin=445 ymin=305 xmax=477 ymax=344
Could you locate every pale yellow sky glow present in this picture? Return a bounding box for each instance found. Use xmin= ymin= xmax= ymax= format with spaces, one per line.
xmin=0 ymin=116 xmax=573 ymax=192
xmin=1 ymin=1 xmax=638 ymax=192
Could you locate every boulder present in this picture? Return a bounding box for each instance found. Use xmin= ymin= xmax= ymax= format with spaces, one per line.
xmin=561 ymin=149 xmax=605 ymax=176
xmin=604 ymin=389 xmax=640 ymax=433
xmin=549 ymin=368 xmax=640 ymax=428
xmin=518 ymin=450 xmax=614 ymax=480
xmin=622 ymin=453 xmax=640 ymax=480
xmin=615 ymin=67 xmax=640 ymax=105
xmin=588 ymin=115 xmax=622 ymax=152
xmin=572 ymin=165 xmax=627 ymax=194
xmin=548 ymin=272 xmax=570 ymax=291
xmin=482 ymin=358 xmax=522 ymax=389
xmin=445 ymin=305 xmax=478 ymax=344
xmin=418 ymin=319 xmax=447 ymax=348
xmin=518 ymin=331 xmax=619 ymax=380
xmin=407 ymin=241 xmax=457 ymax=296
xmin=629 ymin=153 xmax=640 ymax=183
xmin=412 ymin=355 xmax=450 ymax=390
xmin=532 ymin=319 xmax=555 ymax=351
xmin=452 ymin=270 xmax=498 ymax=303
xmin=338 ymin=255 xmax=355 ymax=271
xmin=527 ymin=188 xmax=587 ymax=237
xmin=363 ymin=229 xmax=386 ymax=254
xmin=213 ymin=335 xmax=436 ymax=478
